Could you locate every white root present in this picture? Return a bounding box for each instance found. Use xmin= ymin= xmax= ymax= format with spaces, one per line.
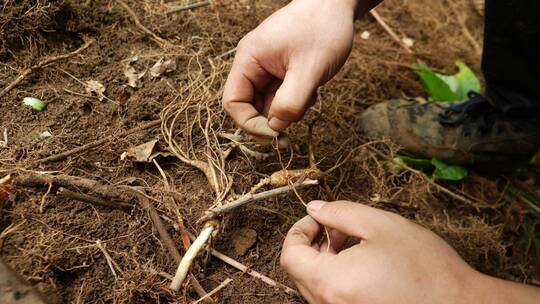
xmin=170 ymin=224 xmax=216 ymax=291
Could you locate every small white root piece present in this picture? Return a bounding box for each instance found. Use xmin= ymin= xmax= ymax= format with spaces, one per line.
xmin=170 ymin=225 xmax=215 ymax=291
xmin=193 ymin=278 xmax=233 ymax=304
xmin=96 ymin=240 xmax=119 ymax=282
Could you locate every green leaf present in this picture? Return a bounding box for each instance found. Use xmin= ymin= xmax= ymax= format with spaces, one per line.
xmin=22 ymin=97 xmax=46 ymax=112
xmin=415 ymin=61 xmax=481 ymax=102
xmin=431 ymin=158 xmax=468 ymax=181
xmin=415 ymin=65 xmax=459 ymax=102
xmin=394 ymin=155 xmax=433 ymax=171
xmin=453 ymin=61 xmax=481 ymax=100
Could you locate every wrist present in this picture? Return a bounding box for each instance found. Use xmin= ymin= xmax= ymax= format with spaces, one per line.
xmin=471 ymin=271 xmax=540 ymax=304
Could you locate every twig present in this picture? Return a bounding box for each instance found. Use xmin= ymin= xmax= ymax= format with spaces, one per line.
xmin=39 ymin=182 xmax=52 ymax=213
xmin=57 ymin=187 xmax=133 ymax=210
xmin=170 ymin=224 xmax=216 ymax=291
xmin=166 ymin=1 xmax=210 ymax=14
xmin=370 ymin=9 xmax=413 ymax=54
xmin=36 ymin=119 xmax=161 ymax=163
xmin=96 ymin=240 xmax=119 ymax=282
xmin=14 ymin=172 xmax=130 ymax=202
xmin=136 ymin=193 xmax=214 ymax=302
xmin=195 ymin=235 xmax=297 ymax=295
xmin=0 ymin=39 xmax=95 ymax=98
xmin=176 ymin=209 xmax=192 ymax=249
xmin=116 ymin=0 xmax=171 ymax=47
xmin=199 ymin=179 xmax=319 ymax=222
xmin=193 ymin=278 xmax=232 ymax=304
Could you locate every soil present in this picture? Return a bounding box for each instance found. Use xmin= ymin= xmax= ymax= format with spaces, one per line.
xmin=1 ymin=0 xmax=539 ymax=303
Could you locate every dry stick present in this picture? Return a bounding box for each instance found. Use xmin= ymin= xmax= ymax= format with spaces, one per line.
xmin=0 ymin=38 xmax=95 ymax=98
xmin=370 ymin=9 xmax=413 ymax=54
xmin=191 ymin=234 xmax=298 ymax=296
xmin=136 ymin=194 xmax=214 ymax=302
xmin=57 ymin=187 xmax=132 ymax=210
xmin=193 ymin=278 xmax=233 ymax=304
xmin=199 ymin=179 xmax=319 ymax=222
xmin=14 ymin=172 xmax=130 ymax=202
xmin=36 ymin=119 xmax=161 ymax=163
xmin=116 ymin=0 xmax=171 ymax=47
xmin=39 ymin=183 xmax=53 ymax=213
xmin=166 ymin=1 xmax=210 ymax=14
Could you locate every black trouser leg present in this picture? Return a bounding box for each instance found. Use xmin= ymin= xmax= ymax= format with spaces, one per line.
xmin=482 ymin=0 xmax=540 ymax=116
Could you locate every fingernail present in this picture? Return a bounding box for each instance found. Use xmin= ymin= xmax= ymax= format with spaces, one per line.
xmin=307 ymin=200 xmax=326 ymax=212
xmin=268 ymin=117 xmax=290 ymax=131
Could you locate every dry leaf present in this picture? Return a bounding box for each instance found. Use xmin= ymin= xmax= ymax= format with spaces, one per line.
xmin=150 ymin=58 xmax=177 ymax=78
xmin=121 ymin=140 xmax=158 ymax=162
xmin=85 ymin=80 xmax=105 ymax=101
xmin=231 ymin=227 xmax=257 ymax=257
xmin=124 ymin=65 xmax=146 ymax=88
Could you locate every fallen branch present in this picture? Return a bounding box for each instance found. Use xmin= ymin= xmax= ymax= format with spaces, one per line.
xmin=370 ymin=9 xmax=413 ymax=54
xmin=116 ymin=0 xmax=171 ymax=47
xmin=36 ymin=119 xmax=161 ymax=163
xmin=199 ymin=179 xmax=319 ymax=222
xmin=14 ymin=172 xmax=129 ymax=201
xmin=166 ymin=1 xmax=210 ymax=14
xmin=191 ymin=234 xmax=298 ymax=295
xmin=57 ymin=187 xmax=133 ymax=210
xmin=0 ymin=38 xmax=95 ymax=98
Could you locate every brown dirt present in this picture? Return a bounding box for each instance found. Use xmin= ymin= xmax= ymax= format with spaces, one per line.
xmin=0 ymin=0 xmax=539 ymax=303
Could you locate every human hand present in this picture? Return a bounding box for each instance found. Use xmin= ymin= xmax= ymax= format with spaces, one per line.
xmin=222 ymin=0 xmax=358 ymax=139
xmin=280 ymin=200 xmax=538 ymax=304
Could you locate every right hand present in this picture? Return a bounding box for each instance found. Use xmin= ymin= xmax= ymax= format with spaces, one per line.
xmin=280 ymin=200 xmax=540 ymax=304
xmin=222 ymin=0 xmax=358 ymax=139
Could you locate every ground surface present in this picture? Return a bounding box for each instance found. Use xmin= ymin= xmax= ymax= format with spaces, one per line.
xmin=1 ymin=0 xmax=539 ymax=303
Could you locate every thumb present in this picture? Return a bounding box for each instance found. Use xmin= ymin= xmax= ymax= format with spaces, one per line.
xmin=306 ymin=200 xmax=389 ymax=240
xmin=268 ymin=66 xmax=319 ymax=131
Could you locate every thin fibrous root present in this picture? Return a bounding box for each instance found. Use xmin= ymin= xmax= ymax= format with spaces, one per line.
xmin=37 ymin=119 xmax=161 ymax=163
xmin=0 ymin=38 xmax=95 ymax=98
xmin=116 ymin=0 xmax=172 ymax=47
xmin=199 ymin=179 xmax=319 ymax=222
xmin=170 ymin=222 xmax=217 ymax=291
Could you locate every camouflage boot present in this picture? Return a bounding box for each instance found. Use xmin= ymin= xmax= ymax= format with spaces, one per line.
xmin=360 ymin=92 xmax=540 ymax=167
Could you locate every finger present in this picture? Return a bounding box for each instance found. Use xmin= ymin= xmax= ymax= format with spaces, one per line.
xmin=248 ymin=134 xmax=291 ymax=149
xmin=281 ymin=215 xmax=322 ymax=281
xmin=319 ymin=228 xmax=349 ymax=254
xmin=268 ymin=64 xmax=321 ymax=131
xmin=295 ymin=281 xmax=317 ymax=304
xmin=222 ymin=52 xmax=279 ymax=137
xmin=306 ymin=200 xmax=391 ymax=240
